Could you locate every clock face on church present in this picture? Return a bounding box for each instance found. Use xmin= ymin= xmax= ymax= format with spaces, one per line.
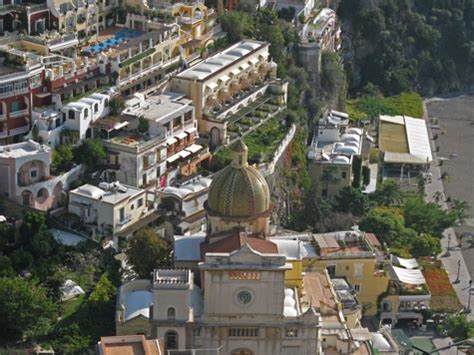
xmin=234 ymin=288 xmax=254 ymax=306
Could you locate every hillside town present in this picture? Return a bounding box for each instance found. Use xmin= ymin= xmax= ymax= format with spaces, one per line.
xmin=0 ymin=0 xmax=473 ymax=354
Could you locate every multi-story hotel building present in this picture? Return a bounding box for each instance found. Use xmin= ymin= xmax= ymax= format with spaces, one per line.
xmin=170 ymin=40 xmax=288 ymax=147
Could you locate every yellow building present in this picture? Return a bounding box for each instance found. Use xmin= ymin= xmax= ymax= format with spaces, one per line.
xmin=272 ymin=230 xmax=390 ymax=316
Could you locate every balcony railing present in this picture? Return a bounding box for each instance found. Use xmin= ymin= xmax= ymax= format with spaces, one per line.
xmin=9 ymin=125 xmax=30 ymax=136
xmin=9 ymin=109 xmax=29 ymax=118
xmin=0 ymin=88 xmax=29 ymax=100
xmin=117 ymin=214 xmax=132 ymax=226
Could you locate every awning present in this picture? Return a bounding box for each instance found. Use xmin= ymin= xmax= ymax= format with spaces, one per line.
xmin=219 ymin=74 xmax=230 ymax=83
xmin=240 ymin=63 xmax=250 ymax=70
xmin=207 ymin=82 xmax=218 ymax=90
xmin=175 ymin=132 xmax=188 ymax=140
xmin=167 ymin=154 xmax=180 ymax=164
xmin=185 ymin=127 xmax=197 ymax=134
xmin=178 ymin=150 xmax=192 ymax=159
xmin=391 ymin=255 xmax=419 ymax=269
xmin=390 ymin=265 xmax=426 ymax=285
xmin=231 ymin=68 xmax=240 ymax=76
xmin=249 ymin=57 xmax=259 ymax=65
xmin=166 ymin=137 xmax=178 ymax=145
xmin=185 ymin=144 xmax=202 ymax=154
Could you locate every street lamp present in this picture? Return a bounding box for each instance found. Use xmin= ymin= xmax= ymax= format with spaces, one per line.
xmin=454 ymin=260 xmax=461 ymax=284
xmin=467 ymin=288 xmax=474 ymax=313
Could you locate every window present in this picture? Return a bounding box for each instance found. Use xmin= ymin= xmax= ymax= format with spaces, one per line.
xmin=68 ymin=110 xmax=75 ymax=119
xmin=130 ymin=204 xmax=134 ymax=210
xmin=345 ymin=265 xmax=350 ymax=271
xmin=167 ymin=307 xmax=176 ymax=320
xmin=285 ymin=328 xmax=298 ymax=337
xmin=354 ymin=264 xmax=364 ymax=278
xmin=354 ymin=284 xmax=361 ymax=293
xmin=164 ymin=330 xmax=178 ymax=350
xmin=342 ymin=172 xmax=347 ymax=179
xmin=137 ymin=198 xmax=143 ymax=207
xmin=327 ymin=265 xmax=336 ymax=277
xmin=30 ymin=169 xmax=38 ymax=178
xmin=228 ymin=328 xmax=259 ymax=337
xmin=31 ymin=74 xmax=41 ymax=88
xmin=231 ymin=350 xmax=254 ymax=355
xmin=84 ymin=109 xmax=89 ymax=118
xmin=119 ymin=207 xmax=125 ymax=222
xmin=11 ymin=101 xmax=19 ymax=112
xmin=94 ymin=103 xmax=99 ymax=113
xmin=104 ymin=98 xmax=109 ymax=107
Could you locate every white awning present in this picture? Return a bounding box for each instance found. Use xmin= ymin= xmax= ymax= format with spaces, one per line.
xmin=219 ymin=74 xmax=230 ymax=83
xmin=185 ymin=127 xmax=197 ymax=134
xmin=185 ymin=144 xmax=202 ymax=154
xmin=166 ymin=137 xmax=178 ymax=145
xmin=390 ymin=265 xmax=426 ymax=285
xmin=207 ymin=82 xmax=218 ymax=90
xmin=167 ymin=154 xmax=180 ymax=164
xmin=231 ymin=68 xmax=240 ymax=76
xmin=175 ymin=132 xmax=188 ymax=140
xmin=240 ymin=63 xmax=250 ymax=70
xmin=178 ymin=150 xmax=192 ymax=159
xmin=391 ymin=255 xmax=419 ymax=269
xmin=249 ymin=57 xmax=259 ymax=65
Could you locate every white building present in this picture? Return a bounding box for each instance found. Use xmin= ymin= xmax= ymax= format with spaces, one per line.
xmin=68 ymin=182 xmax=156 ymax=243
xmin=122 ymin=91 xmax=209 ymax=186
xmin=156 ymin=175 xmax=212 ymax=236
xmin=62 ymin=93 xmax=110 ymax=141
xmin=0 ymin=140 xmax=80 ymax=210
xmin=28 ymin=92 xmax=110 ymax=147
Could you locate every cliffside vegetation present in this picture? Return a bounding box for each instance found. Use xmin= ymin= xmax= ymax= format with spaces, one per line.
xmin=339 ymin=0 xmax=474 ymax=96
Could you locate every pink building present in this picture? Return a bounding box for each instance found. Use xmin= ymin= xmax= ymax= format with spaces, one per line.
xmin=0 ymin=139 xmax=80 ymax=210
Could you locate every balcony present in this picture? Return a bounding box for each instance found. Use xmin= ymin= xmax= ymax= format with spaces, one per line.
xmin=9 ymin=109 xmax=29 ymax=118
xmin=9 ymin=124 xmax=30 ymax=136
xmin=117 ymin=214 xmax=133 ymax=226
xmin=0 ymin=88 xmax=29 ymax=100
xmin=0 ymin=113 xmax=6 ymax=122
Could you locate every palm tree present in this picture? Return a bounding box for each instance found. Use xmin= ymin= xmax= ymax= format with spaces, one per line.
xmin=374 ymin=180 xmax=403 ymax=206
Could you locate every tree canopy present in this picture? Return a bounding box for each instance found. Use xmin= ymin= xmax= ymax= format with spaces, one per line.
xmin=0 ymin=277 xmax=56 ymax=343
xmin=126 ymin=228 xmax=171 ymax=278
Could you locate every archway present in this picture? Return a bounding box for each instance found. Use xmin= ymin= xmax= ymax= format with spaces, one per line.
xmin=37 ymin=188 xmax=49 ymax=201
xmin=231 ymin=349 xmax=254 ymax=355
xmin=210 ymin=127 xmax=220 ymax=148
xmin=164 ymin=330 xmax=178 ymax=351
xmin=52 ymin=182 xmax=65 ymax=208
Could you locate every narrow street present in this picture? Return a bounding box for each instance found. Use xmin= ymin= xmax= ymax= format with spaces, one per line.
xmin=423 ymin=100 xmax=474 ymax=321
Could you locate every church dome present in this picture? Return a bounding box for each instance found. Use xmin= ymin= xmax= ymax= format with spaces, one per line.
xmin=207 ymin=140 xmax=271 ymax=219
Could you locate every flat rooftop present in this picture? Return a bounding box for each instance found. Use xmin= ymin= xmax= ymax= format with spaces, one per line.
xmin=124 ymin=92 xmax=193 ymax=122
xmin=70 ymin=183 xmax=143 ymax=204
xmin=0 ymin=140 xmax=50 ymax=159
xmin=176 ymin=40 xmax=266 ymax=80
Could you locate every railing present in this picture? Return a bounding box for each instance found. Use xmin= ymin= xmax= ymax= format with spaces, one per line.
xmin=117 ymin=214 xmax=133 ymax=226
xmin=9 ymin=109 xmax=29 ymax=118
xmin=120 ymin=56 xmax=180 ymax=86
xmin=0 ymin=86 xmax=30 ymax=99
xmin=9 ymin=124 xmax=30 ymax=136
xmin=0 ymin=3 xmax=47 ymax=13
xmin=0 ymin=113 xmax=6 ymax=122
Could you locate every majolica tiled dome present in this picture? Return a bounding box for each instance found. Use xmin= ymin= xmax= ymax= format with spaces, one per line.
xmin=207 ymin=140 xmax=271 ymax=219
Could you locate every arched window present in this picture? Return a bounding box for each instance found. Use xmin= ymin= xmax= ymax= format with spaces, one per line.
xmin=165 ymin=330 xmax=178 ymax=350
xmin=231 ymin=349 xmax=254 ymax=355
xmin=167 ymin=307 xmax=176 ymax=320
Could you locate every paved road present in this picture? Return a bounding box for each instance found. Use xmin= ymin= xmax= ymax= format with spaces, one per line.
xmin=423 ymin=100 xmax=474 ymax=320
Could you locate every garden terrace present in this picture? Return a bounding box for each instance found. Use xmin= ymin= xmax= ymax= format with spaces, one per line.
xmin=387 ymin=280 xmax=430 ymax=296
xmin=421 ymin=260 xmax=463 ymax=313
xmin=209 ymin=116 xmax=288 ymax=171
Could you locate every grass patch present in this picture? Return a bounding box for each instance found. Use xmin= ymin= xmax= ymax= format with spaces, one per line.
xmin=60 ymin=295 xmax=85 ymax=319
xmin=210 ymin=117 xmax=288 ymax=172
xmin=422 ymin=260 xmax=463 ymax=313
xmin=347 ymin=92 xmax=423 ymax=121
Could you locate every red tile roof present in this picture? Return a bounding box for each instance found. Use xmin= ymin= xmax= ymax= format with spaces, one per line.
xmin=365 ymin=233 xmax=382 ymax=248
xmin=200 ymin=229 xmax=277 ymax=258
